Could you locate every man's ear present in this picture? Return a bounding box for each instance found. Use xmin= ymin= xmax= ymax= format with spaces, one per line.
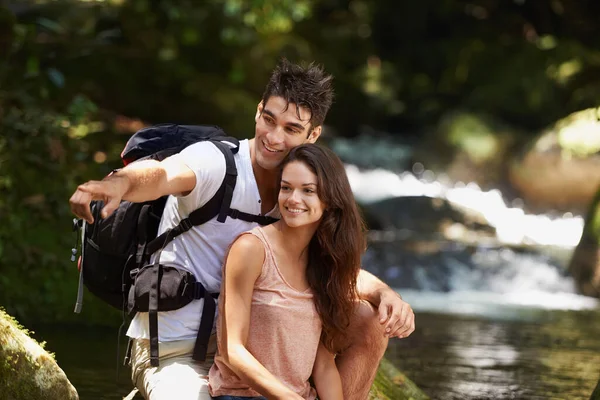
xmin=255 ymin=101 xmax=264 ymax=123
xmin=306 ymin=125 xmax=322 ymax=143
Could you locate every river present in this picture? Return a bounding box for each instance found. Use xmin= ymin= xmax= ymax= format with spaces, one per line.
xmin=33 ymin=303 xmax=600 ymax=399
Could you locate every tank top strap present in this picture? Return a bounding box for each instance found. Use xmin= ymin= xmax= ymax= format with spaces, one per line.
xmin=246 ymin=226 xmax=277 ymax=280
xmin=247 ymin=226 xmax=272 ymax=253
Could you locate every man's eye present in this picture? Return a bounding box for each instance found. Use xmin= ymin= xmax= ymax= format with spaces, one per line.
xmin=264 ymin=116 xmax=275 ymax=124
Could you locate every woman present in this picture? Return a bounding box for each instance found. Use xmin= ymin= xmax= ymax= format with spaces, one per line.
xmin=208 ymin=144 xmax=366 ymax=400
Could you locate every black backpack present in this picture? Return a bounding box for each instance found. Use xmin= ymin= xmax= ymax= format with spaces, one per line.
xmin=72 ymin=124 xmax=277 ymax=365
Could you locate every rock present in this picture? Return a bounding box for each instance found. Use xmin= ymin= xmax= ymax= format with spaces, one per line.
xmin=509 ymin=107 xmax=600 ymax=212
xmin=568 ymin=187 xmax=600 ymax=297
xmin=369 ymin=357 xmax=430 ymax=400
xmin=361 ymin=196 xmax=496 ymax=243
xmin=0 ymin=309 xmax=79 ymax=400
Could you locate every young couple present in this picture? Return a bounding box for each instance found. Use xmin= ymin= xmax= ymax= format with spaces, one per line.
xmin=69 ymin=59 xmax=415 ymax=400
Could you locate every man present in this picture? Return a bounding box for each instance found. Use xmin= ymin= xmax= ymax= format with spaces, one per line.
xmin=70 ymin=59 xmax=415 ymax=400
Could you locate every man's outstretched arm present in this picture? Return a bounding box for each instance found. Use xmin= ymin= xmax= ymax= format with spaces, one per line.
xmin=356 ymin=269 xmax=415 ymax=338
xmin=69 ymin=156 xmax=196 ymax=224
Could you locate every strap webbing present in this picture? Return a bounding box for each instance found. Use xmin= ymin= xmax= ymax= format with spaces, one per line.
xmin=136 ymin=204 xmax=151 ymax=265
xmin=192 ymin=288 xmax=216 ymax=362
xmin=228 ymin=208 xmax=279 ymax=226
xmin=213 ymin=140 xmax=237 ymax=223
xmin=73 ymin=220 xmax=86 ymax=314
xmin=148 ymin=261 xmax=161 ymax=367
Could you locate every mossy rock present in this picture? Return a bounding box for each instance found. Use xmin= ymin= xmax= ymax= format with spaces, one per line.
xmin=0 ymin=309 xmax=78 ymax=400
xmin=369 ymin=358 xmax=430 ymax=400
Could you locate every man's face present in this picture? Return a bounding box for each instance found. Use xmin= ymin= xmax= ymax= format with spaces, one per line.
xmin=253 ymin=96 xmax=321 ymax=171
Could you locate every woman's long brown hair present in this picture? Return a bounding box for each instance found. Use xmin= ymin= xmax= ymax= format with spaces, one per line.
xmin=278 ymin=144 xmax=366 ymax=353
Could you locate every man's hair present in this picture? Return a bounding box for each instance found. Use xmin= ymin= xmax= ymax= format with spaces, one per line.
xmin=262 ymin=58 xmax=334 ymax=129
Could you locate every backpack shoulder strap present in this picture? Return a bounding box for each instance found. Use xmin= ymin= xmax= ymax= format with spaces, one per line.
xmin=146 ymin=138 xmax=280 ymax=256
xmin=213 ymin=140 xmax=237 ymax=223
xmin=145 ymin=139 xmax=237 ymax=255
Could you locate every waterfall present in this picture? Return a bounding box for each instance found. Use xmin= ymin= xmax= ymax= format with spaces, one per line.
xmin=345 ymin=163 xmax=598 ymax=314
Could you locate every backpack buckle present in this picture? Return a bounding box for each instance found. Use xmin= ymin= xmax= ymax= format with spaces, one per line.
xmin=72 ymin=218 xmax=82 ymax=231
xmin=229 ymin=208 xmax=239 ymax=220
xmin=129 ymin=268 xmax=140 ymax=280
xmin=180 ymin=218 xmax=192 ymax=231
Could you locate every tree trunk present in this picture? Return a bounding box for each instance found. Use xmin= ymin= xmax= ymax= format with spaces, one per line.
xmin=569 ymin=184 xmax=600 ymax=297
xmin=591 ymin=378 xmax=600 ymax=400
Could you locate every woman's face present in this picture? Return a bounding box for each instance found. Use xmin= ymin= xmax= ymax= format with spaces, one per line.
xmin=278 ymin=160 xmax=326 ymax=229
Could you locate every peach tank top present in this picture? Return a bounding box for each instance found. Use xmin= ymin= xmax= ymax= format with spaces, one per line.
xmin=209 ymin=227 xmax=321 ymax=399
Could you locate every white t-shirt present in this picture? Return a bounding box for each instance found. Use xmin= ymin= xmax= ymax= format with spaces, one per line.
xmin=127 ymin=139 xmax=278 ymax=341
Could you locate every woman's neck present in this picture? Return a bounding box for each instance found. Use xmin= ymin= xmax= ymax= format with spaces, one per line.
xmin=269 ymin=220 xmax=318 ymax=262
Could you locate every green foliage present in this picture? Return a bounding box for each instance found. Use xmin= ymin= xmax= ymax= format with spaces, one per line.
xmin=0 ymin=8 xmax=119 ymax=325
xmin=554 ymin=108 xmax=600 ymax=158
xmin=222 ymin=0 xmax=312 ymax=34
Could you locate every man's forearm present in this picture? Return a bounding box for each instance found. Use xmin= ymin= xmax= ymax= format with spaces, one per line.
xmin=357 ymin=269 xmax=398 ymax=306
xmin=112 ymin=158 xmax=194 ymax=202
xmin=112 ymin=159 xmax=166 ymax=202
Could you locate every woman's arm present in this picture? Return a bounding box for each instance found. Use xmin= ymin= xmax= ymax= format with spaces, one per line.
xmin=218 ymin=234 xmax=303 ymax=400
xmin=312 ymin=342 xmax=343 ymax=400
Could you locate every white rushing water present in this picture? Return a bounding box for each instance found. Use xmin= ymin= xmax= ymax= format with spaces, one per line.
xmin=345 ymin=164 xmax=584 ymax=247
xmin=346 ymin=163 xmax=599 ymax=313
